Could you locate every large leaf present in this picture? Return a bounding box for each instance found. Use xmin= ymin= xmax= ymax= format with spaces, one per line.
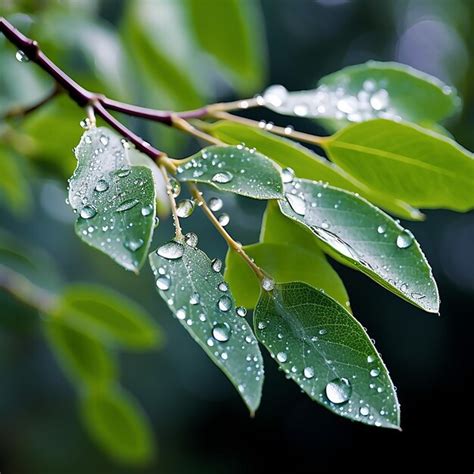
xmin=186 ymin=0 xmax=266 ymax=93
xmin=208 ymin=120 xmax=422 ymax=220
xmin=56 ymin=284 xmax=162 ymax=350
xmin=279 ymin=178 xmax=439 ymax=313
xmin=68 ymin=127 xmax=156 ymax=272
xmin=176 ymin=145 xmax=283 ymax=200
xmin=255 ymin=282 xmax=400 ymax=429
xmin=43 ymin=318 xmax=117 ymax=389
xmin=225 ymin=202 xmax=349 ymax=309
xmin=149 ymin=240 xmax=263 ymax=413
xmin=262 ymin=61 xmax=460 ymax=128
xmin=80 ymin=386 xmax=154 ymax=465
xmin=325 ymin=119 xmax=474 ymax=211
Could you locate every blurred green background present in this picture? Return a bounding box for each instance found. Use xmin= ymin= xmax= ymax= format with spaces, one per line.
xmin=0 ymin=0 xmax=473 ymax=472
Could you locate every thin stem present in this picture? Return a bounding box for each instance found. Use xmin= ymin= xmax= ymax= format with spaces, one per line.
xmin=0 ymin=264 xmax=57 ymax=313
xmin=2 ymin=83 xmax=61 ymax=120
xmin=188 ymin=183 xmax=265 ymax=281
xmin=160 ymin=165 xmax=183 ymax=239
xmin=210 ymin=111 xmax=330 ymax=147
xmin=206 ymin=96 xmax=262 ymax=114
xmin=171 ymin=115 xmax=224 ymax=146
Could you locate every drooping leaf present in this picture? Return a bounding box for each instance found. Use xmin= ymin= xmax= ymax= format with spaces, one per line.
xmin=225 ymin=202 xmax=349 ymax=309
xmin=325 ymin=119 xmax=474 ymax=211
xmin=262 ymin=61 xmax=460 ymax=129
xmin=186 ymin=0 xmax=266 ymax=93
xmin=68 ymin=127 xmax=156 ymax=272
xmin=149 ymin=240 xmax=263 ymax=413
xmin=80 ymin=386 xmax=154 ymax=465
xmin=43 ymin=318 xmax=117 ymax=388
xmin=255 ymin=282 xmax=400 ymax=429
xmin=279 ymin=178 xmax=439 ymax=313
xmin=176 ymin=145 xmax=283 ymax=200
xmin=55 ymin=284 xmax=162 ymax=350
xmin=208 ymin=120 xmax=423 ymax=220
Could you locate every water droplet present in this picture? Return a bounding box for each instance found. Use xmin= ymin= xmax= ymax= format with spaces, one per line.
xmin=116 ymin=198 xmax=139 ymax=212
xmin=377 ymin=225 xmax=386 ymax=234
xmin=99 ymin=134 xmax=109 ymax=146
xmin=190 ymin=292 xmax=200 ymax=305
xmin=319 ymin=328 xmax=327 ymax=335
xmin=124 ymin=237 xmax=144 ymax=252
xmin=80 ymin=205 xmax=97 ymax=219
xmin=396 ymin=229 xmax=413 ymax=249
xmin=236 ymin=306 xmax=247 ymax=317
xmin=217 ymin=295 xmax=232 ymax=312
xmin=286 ymin=193 xmax=306 ymax=216
xmin=263 ymin=84 xmax=288 ymax=107
xmin=325 ymin=378 xmax=352 ymax=404
xmin=168 ymin=177 xmax=181 ymax=197
xmin=117 ymin=167 xmax=131 ymax=178
xmin=257 ymin=321 xmax=266 ymax=330
xmin=370 ymin=368 xmax=380 ymax=377
xmin=176 ymin=308 xmax=186 ymax=320
xmin=261 ymin=277 xmax=275 ymax=292
xmin=80 ymin=118 xmax=92 ymax=129
xmin=211 ymin=258 xmax=222 ymax=272
xmin=218 ymin=282 xmax=228 ymax=292
xmin=370 ymin=89 xmax=389 ymax=110
xmin=212 ymin=171 xmax=233 ymax=184
xmin=141 ymin=204 xmax=153 ymax=216
xmin=15 ymin=50 xmax=29 ymax=62
xmin=176 ymin=199 xmax=195 ymax=218
xmin=184 ymin=232 xmax=198 ymax=248
xmin=218 ymin=213 xmax=230 ymax=226
xmin=360 ymin=406 xmax=370 ymax=416
xmin=157 ymin=241 xmax=184 ymax=260
xmin=212 ymin=323 xmax=231 ymax=342
xmin=294 ymin=104 xmax=308 ymax=117
xmin=277 ymin=352 xmax=288 ymax=363
xmin=303 ymin=367 xmax=315 ymax=379
xmin=367 ymin=355 xmax=375 ymax=363
xmin=284 ymin=125 xmax=294 ymax=135
xmin=208 ymin=197 xmax=223 ymax=212
xmin=95 ymin=179 xmax=109 ymax=192
xmin=281 ymin=167 xmax=295 ymax=184
xmin=156 ymin=275 xmax=171 ymax=290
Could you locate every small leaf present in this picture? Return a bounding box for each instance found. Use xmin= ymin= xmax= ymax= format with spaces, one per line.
xmin=225 ymin=202 xmax=349 ymax=309
xmin=325 ymin=119 xmax=474 ymax=211
xmin=80 ymin=386 xmax=155 ymax=465
xmin=43 ymin=318 xmax=117 ymax=388
xmin=56 ymin=284 xmax=162 ymax=350
xmin=149 ymin=240 xmax=263 ymax=413
xmin=255 ymin=282 xmax=400 ymax=429
xmin=279 ymin=178 xmax=439 ymax=313
xmin=186 ymin=0 xmax=266 ymax=93
xmin=262 ymin=61 xmax=460 ymax=128
xmin=176 ymin=145 xmax=283 ymax=200
xmin=208 ymin=120 xmax=422 ymax=220
xmin=68 ymin=127 xmax=156 ymax=272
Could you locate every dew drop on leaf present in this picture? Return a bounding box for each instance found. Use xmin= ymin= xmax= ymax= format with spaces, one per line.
xmin=281 ymin=167 xmax=295 ymax=184
xmin=141 ymin=204 xmax=153 ymax=216
xmin=211 ymin=258 xmax=222 ymax=273
xmin=325 ymin=378 xmax=352 ymax=404
xmin=276 ymin=351 xmax=288 ymax=363
xmin=157 ymin=241 xmax=184 ymax=260
xmin=218 ymin=213 xmax=230 ymax=226
xmin=303 ymin=367 xmax=315 ymax=379
xmin=360 ymin=406 xmax=370 ymax=416
xmin=94 ymin=179 xmax=109 ymax=192
xmin=184 ymin=232 xmax=198 ymax=248
xmin=396 ymin=229 xmax=414 ymax=249
xmin=217 ymin=295 xmax=232 ymax=312
xmin=377 ymin=224 xmax=386 ymax=234
xmin=370 ymin=368 xmax=380 ymax=377
xmin=212 ymin=323 xmax=231 ymax=342
xmin=218 ymin=282 xmax=228 ymax=292
xmin=168 ymin=177 xmax=181 ymax=197
xmin=236 ymin=306 xmax=247 ymax=317
xmin=156 ymin=275 xmax=171 ymax=290
xmin=208 ymin=197 xmax=223 ymax=212
xmin=116 ymin=198 xmax=139 ymax=212
xmin=80 ymin=205 xmax=97 ymax=219
xmin=189 ymin=292 xmax=200 ymax=305
xmin=212 ymin=171 xmax=233 ymax=184
xmin=176 ymin=308 xmax=186 ymax=320
xmin=124 ymin=237 xmax=144 ymax=252
xmin=286 ymin=193 xmax=306 ymax=216
xmin=176 ymin=199 xmax=195 ymax=218
xmin=261 ymin=277 xmax=275 ymax=292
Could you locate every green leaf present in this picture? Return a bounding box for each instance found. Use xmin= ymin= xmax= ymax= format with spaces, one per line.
xmin=224 ymin=202 xmax=349 ymax=309
xmin=325 ymin=119 xmax=474 ymax=211
xmin=186 ymin=0 xmax=266 ymax=93
xmin=68 ymin=127 xmax=156 ymax=272
xmin=208 ymin=120 xmax=423 ymax=220
xmin=262 ymin=61 xmax=460 ymax=128
xmin=56 ymin=284 xmax=162 ymax=350
xmin=255 ymin=282 xmax=400 ymax=429
xmin=80 ymin=386 xmax=154 ymax=465
xmin=279 ymin=178 xmax=439 ymax=313
xmin=176 ymin=145 xmax=283 ymax=200
xmin=149 ymin=240 xmax=263 ymax=413
xmin=43 ymin=318 xmax=117 ymax=389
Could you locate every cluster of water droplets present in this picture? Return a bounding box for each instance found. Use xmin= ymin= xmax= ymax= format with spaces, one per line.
xmin=263 ymin=79 xmax=401 ymax=123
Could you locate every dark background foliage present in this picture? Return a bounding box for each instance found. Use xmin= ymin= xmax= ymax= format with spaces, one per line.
xmin=0 ymin=0 xmax=473 ymax=472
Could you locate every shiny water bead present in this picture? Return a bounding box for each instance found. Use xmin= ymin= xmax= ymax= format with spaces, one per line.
xmin=212 ymin=322 xmax=231 ymax=342
xmin=281 ymin=167 xmax=295 ymax=184
xmin=211 ymin=258 xmax=222 ymax=273
xmin=124 ymin=237 xmax=144 ymax=252
xmin=276 ymin=351 xmax=288 ymax=363
xmin=218 ymin=213 xmax=230 ymax=226
xmin=156 ymin=275 xmax=171 ymax=290
xmin=236 ymin=306 xmax=247 ymax=317
xmin=377 ymin=224 xmax=386 ymax=234
xmin=15 ymin=49 xmax=30 ymax=62
xmin=157 ymin=241 xmax=184 ymax=260
xmin=217 ymin=295 xmax=232 ymax=312
xmin=168 ymin=177 xmax=181 ymax=197
xmin=99 ymin=134 xmax=109 ymax=146
xmin=325 ymin=378 xmax=352 ymax=404
xmin=370 ymin=368 xmax=380 ymax=377
xmin=208 ymin=197 xmax=223 ymax=212
xmin=116 ymin=198 xmax=139 ymax=212
xmin=263 ymin=84 xmax=288 ymax=107
xmin=141 ymin=204 xmax=153 ymax=216
xmin=396 ymin=229 xmax=414 ymax=249
xmin=95 ymin=179 xmax=109 ymax=192
xmin=184 ymin=232 xmax=198 ymax=248
xmin=218 ymin=282 xmax=228 ymax=292
xmin=212 ymin=171 xmax=233 ymax=184
xmin=176 ymin=199 xmax=195 ymax=218
xmin=189 ymin=292 xmax=200 ymax=305
xmin=303 ymin=367 xmax=315 ymax=379
xmin=261 ymin=277 xmax=275 ymax=292
xmin=360 ymin=406 xmax=370 ymax=416
xmin=176 ymin=308 xmax=186 ymax=320
xmin=80 ymin=205 xmax=97 ymax=219
xmin=286 ymin=193 xmax=306 ymax=216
